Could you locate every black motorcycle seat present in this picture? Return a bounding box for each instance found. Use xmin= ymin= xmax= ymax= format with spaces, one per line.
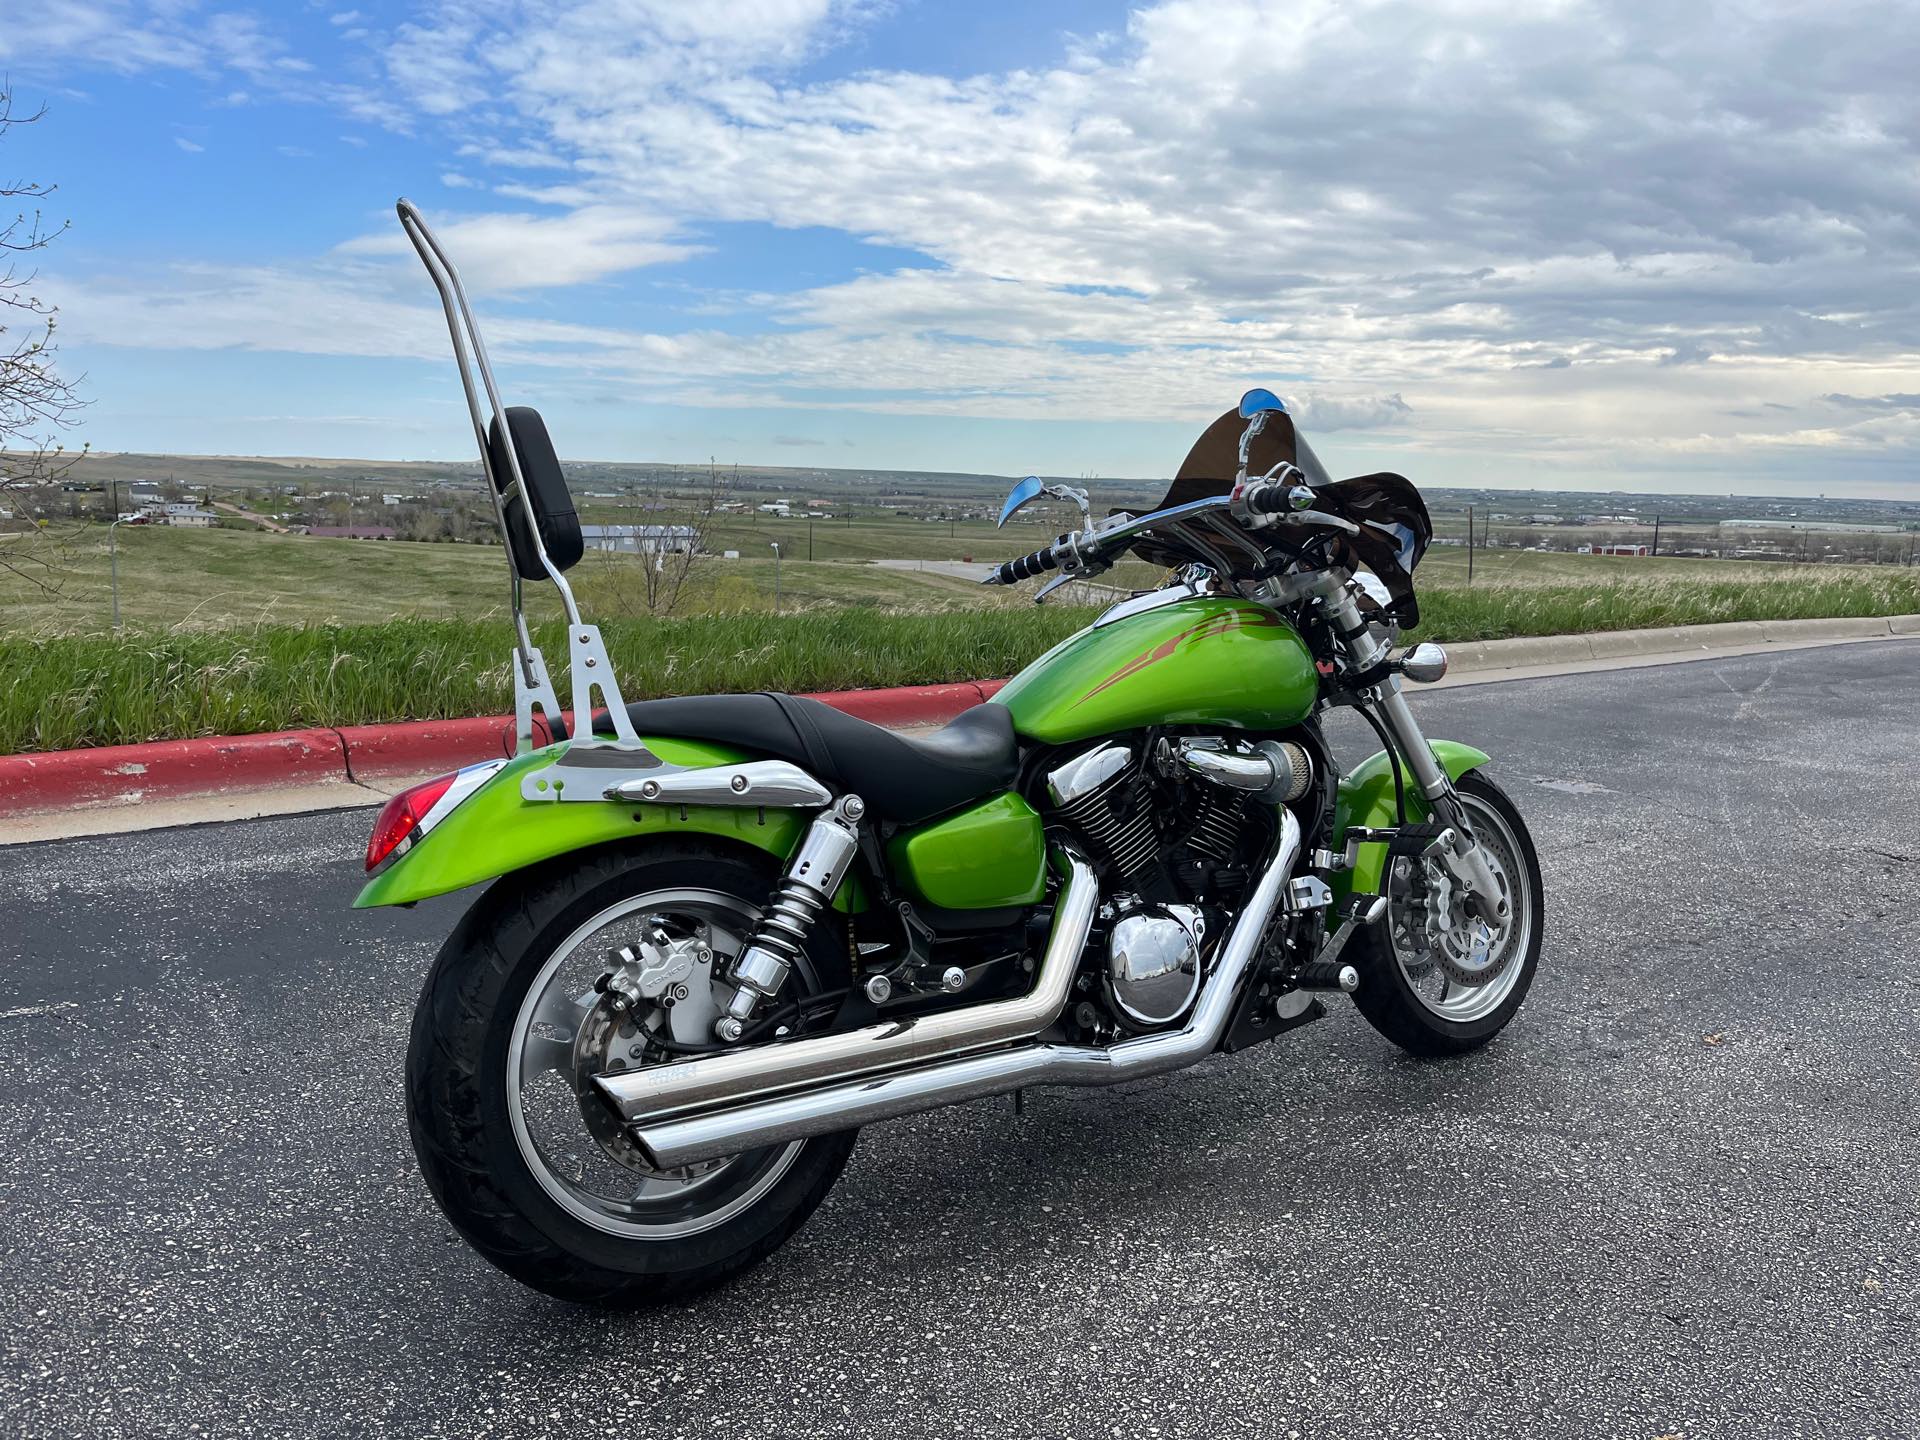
xmin=619 ymin=693 xmax=1019 ymax=825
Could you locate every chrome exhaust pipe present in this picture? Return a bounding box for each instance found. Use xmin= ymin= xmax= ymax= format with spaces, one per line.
xmin=629 ymin=810 xmax=1302 ymax=1169
xmin=594 ymin=847 xmax=1101 ymax=1124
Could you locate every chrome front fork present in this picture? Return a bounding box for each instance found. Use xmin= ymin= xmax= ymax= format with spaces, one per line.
xmin=1325 ymin=587 xmax=1510 ymax=924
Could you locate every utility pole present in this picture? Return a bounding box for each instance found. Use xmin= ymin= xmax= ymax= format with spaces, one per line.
xmin=109 ymin=516 xmax=130 ymax=629
xmin=1651 ymin=514 xmax=1662 ymax=557
xmin=1467 ymin=505 xmax=1474 ymax=584
xmin=808 ymin=519 xmax=814 ymax=562
xmin=770 ymin=541 xmax=782 ymax=612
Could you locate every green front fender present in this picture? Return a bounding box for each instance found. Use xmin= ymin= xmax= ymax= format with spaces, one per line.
xmin=1329 ymin=740 xmax=1492 ymax=908
xmin=353 ymin=738 xmax=866 ymax=911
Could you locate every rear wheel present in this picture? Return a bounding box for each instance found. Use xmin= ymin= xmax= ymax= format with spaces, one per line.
xmin=1349 ymin=771 xmax=1543 ymax=1056
xmin=406 ymin=841 xmax=857 ymax=1307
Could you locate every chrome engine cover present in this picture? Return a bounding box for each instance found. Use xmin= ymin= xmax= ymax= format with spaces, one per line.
xmin=1105 ymin=904 xmax=1206 ymax=1027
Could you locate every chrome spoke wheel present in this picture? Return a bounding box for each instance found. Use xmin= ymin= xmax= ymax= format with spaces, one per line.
xmin=1384 ymin=794 xmax=1535 ymax=1025
xmin=505 ymin=888 xmax=806 ymax=1241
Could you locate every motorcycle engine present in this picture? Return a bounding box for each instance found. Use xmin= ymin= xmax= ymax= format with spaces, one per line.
xmin=1046 ymin=736 xmax=1309 ymax=1032
xmin=1105 ymin=903 xmax=1206 ymax=1026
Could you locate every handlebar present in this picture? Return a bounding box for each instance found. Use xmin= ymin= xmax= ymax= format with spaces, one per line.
xmin=983 ymin=484 xmax=1357 ymax=591
xmin=985 ymin=544 xmax=1063 ymax=586
xmin=1241 ymin=479 xmax=1295 ymax=515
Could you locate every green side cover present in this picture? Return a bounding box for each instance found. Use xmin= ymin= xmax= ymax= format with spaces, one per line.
xmin=885 ymin=791 xmax=1047 ymax=911
xmin=992 ymin=597 xmax=1319 ymax=745
xmin=353 ymin=737 xmax=865 ymax=911
xmin=1328 ymin=740 xmax=1491 ymax=914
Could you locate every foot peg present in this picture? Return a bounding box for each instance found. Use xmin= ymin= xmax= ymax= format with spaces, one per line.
xmin=1285 ymin=893 xmax=1385 ymax=996
xmin=1291 ymin=961 xmax=1359 ymax=993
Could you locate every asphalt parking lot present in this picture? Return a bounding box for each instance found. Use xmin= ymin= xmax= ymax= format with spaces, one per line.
xmin=3 ymin=642 xmax=1916 ymax=1439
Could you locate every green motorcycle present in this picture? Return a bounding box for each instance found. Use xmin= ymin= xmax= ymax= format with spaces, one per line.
xmin=371 ymin=202 xmax=1545 ymax=1306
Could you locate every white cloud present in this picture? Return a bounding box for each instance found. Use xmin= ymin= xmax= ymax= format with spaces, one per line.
xmin=174 ymin=136 xmax=203 ymax=153
xmin=27 ymin=0 xmax=1920 ymax=486
xmin=339 ymin=0 xmax=1920 ymax=460
xmin=335 ymin=205 xmax=704 ymax=291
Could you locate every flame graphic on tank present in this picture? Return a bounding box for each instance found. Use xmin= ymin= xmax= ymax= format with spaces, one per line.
xmin=1071 ymin=608 xmax=1283 ymax=709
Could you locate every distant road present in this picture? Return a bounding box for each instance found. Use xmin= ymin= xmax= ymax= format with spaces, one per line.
xmin=208 ymin=499 xmax=290 ymax=533
xmin=874 ymin=556 xmax=1127 ymax=599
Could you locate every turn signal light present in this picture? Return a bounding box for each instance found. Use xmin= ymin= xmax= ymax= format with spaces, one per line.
xmin=365 ymin=772 xmax=456 ymax=872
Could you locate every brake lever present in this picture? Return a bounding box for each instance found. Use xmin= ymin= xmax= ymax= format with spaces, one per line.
xmin=1282 ymin=508 xmax=1361 ymax=537
xmin=1033 ymin=543 xmax=1112 ymax=603
xmin=1032 ymin=572 xmax=1081 ymax=604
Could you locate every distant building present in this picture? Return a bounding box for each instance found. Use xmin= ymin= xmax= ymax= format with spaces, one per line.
xmin=1591 ymin=543 xmax=1650 ymax=556
xmin=581 ymin=523 xmax=698 ymax=556
xmin=306 ymin=525 xmax=398 ymax=540
xmin=155 ymin=503 xmax=217 ymax=528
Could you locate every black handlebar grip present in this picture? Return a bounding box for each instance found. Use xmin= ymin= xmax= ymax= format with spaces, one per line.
xmin=1245 ymin=480 xmax=1292 ymax=515
xmin=992 ymin=545 xmax=1062 ymax=585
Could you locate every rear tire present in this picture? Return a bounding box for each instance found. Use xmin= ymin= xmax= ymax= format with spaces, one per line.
xmin=1349 ymin=771 xmax=1544 ymax=1057
xmin=406 ymin=840 xmax=858 ymax=1307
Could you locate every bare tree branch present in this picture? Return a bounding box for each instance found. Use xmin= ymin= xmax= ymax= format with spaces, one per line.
xmin=0 ymin=81 xmax=89 ymax=595
xmin=593 ymin=469 xmax=724 ymax=617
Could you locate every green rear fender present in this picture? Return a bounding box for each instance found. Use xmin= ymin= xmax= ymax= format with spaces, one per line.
xmin=1329 ymin=740 xmax=1492 ymax=909
xmin=353 ymin=737 xmax=867 ymax=911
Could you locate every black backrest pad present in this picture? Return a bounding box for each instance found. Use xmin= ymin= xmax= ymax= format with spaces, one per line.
xmin=486 ymin=406 xmax=582 ymax=579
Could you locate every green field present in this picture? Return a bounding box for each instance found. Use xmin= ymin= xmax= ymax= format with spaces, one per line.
xmin=3 ymin=513 xmax=1896 ymax=635
xmin=4 ymin=565 xmax=1917 ymax=753
xmin=0 ymin=524 xmax=1039 ymax=633
xmin=2 ymin=518 xmax=1917 ymax=752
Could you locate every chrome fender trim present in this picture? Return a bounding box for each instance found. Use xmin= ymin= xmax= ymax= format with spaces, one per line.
xmin=519 ymin=754 xmax=834 ymax=807
xmin=625 ymin=811 xmax=1302 ymax=1169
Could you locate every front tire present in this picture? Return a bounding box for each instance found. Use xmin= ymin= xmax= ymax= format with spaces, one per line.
xmin=1349 ymin=770 xmax=1544 ymax=1057
xmin=405 ymin=840 xmax=858 ymax=1307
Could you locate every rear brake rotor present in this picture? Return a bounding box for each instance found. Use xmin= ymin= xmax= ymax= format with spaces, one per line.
xmin=569 ymin=933 xmax=734 ymax=1184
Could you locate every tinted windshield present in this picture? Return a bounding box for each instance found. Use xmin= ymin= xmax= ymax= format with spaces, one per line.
xmin=1136 ymin=404 xmax=1332 ymax=516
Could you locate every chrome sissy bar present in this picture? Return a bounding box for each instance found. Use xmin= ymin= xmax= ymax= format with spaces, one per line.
xmin=395 ymin=198 xmax=645 ymax=755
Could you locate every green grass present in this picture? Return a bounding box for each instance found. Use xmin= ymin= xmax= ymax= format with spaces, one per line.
xmin=0 ymin=525 xmax=1028 ymax=633
xmin=4 ymin=570 xmax=1918 ymax=753
xmin=0 ymin=608 xmax=1098 ymax=754
xmin=1416 ymin=570 xmax=1920 ymax=641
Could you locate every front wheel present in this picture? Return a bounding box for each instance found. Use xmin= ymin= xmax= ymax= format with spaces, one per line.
xmin=1349 ymin=770 xmax=1544 ymax=1056
xmin=405 ymin=840 xmax=858 ymax=1307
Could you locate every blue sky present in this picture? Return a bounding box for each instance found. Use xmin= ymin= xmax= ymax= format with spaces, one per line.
xmin=5 ymin=0 xmax=1919 ymax=495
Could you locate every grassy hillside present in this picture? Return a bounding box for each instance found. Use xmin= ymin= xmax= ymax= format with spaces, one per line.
xmin=4 ymin=569 xmax=1916 ymax=753
xmin=3 ymin=516 xmax=1892 ymax=636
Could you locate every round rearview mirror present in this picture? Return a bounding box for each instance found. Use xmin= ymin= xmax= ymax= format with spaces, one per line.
xmin=1399 ymin=642 xmax=1449 ymax=684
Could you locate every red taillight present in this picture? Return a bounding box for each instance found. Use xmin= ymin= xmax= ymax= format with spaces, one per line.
xmin=365 ymin=772 xmax=457 ymax=872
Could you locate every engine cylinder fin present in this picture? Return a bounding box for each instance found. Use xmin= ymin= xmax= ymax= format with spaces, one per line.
xmin=1051 ymin=750 xmax=1159 ymax=882
xmin=1184 ymin=790 xmax=1246 ymax=864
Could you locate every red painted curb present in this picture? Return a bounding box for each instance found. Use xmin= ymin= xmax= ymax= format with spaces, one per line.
xmin=336 ymin=716 xmax=520 ymax=782
xmin=0 ymin=729 xmax=347 ymax=815
xmin=0 ymin=682 xmax=1008 ymax=820
xmin=803 ymin=680 xmax=992 ymax=727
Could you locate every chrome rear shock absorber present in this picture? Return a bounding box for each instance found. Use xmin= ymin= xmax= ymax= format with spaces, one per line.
xmin=714 ymin=794 xmax=865 ymax=1041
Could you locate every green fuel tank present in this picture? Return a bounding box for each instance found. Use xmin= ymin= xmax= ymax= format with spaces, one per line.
xmin=992 ymin=596 xmax=1319 ymax=746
